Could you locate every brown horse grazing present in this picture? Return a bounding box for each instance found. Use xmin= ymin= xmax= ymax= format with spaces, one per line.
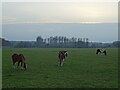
xmin=58 ymin=51 xmax=68 ymax=66
xmin=12 ymin=53 xmax=27 ymax=70
xmin=96 ymin=49 xmax=107 ymax=55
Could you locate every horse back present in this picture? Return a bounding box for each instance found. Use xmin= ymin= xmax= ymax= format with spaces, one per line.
xmin=19 ymin=54 xmax=26 ymax=63
xmin=12 ymin=53 xmax=25 ymax=62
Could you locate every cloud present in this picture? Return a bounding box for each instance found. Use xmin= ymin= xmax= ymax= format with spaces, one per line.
xmin=79 ymin=22 xmax=102 ymax=24
xmin=2 ymin=20 xmax=104 ymax=24
xmin=1 ymin=16 xmax=16 ymax=21
xmin=1 ymin=16 xmax=17 ymax=24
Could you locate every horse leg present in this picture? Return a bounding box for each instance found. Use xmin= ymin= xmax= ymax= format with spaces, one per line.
xmin=96 ymin=51 xmax=98 ymax=54
xmin=17 ymin=61 xmax=20 ymax=68
xmin=60 ymin=60 xmax=63 ymax=67
xmin=12 ymin=61 xmax=16 ymax=69
xmin=58 ymin=59 xmax=60 ymax=66
xmin=61 ymin=61 xmax=63 ymax=66
xmin=105 ymin=52 xmax=107 ymax=55
xmin=20 ymin=62 xmax=24 ymax=69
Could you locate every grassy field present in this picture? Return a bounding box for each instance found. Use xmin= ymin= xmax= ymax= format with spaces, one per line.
xmin=2 ymin=48 xmax=118 ymax=88
xmin=0 ymin=48 xmax=2 ymax=89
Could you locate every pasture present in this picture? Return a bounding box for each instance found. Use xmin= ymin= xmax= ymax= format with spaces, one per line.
xmin=2 ymin=48 xmax=118 ymax=88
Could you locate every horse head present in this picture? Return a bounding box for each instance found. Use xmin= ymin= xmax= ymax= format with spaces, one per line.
xmin=64 ymin=51 xmax=68 ymax=58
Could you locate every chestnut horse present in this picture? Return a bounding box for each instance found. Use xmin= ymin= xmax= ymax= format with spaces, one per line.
xmin=12 ymin=53 xmax=27 ymax=70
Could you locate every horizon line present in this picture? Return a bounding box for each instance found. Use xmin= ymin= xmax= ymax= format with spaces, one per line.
xmin=1 ymin=22 xmax=118 ymax=25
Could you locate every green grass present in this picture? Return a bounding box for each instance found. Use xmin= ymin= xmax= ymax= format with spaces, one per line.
xmin=2 ymin=48 xmax=118 ymax=88
xmin=0 ymin=48 xmax=2 ymax=89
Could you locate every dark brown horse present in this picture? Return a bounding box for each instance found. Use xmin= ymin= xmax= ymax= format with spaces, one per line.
xmin=58 ymin=51 xmax=68 ymax=66
xmin=96 ymin=49 xmax=107 ymax=55
xmin=12 ymin=53 xmax=27 ymax=70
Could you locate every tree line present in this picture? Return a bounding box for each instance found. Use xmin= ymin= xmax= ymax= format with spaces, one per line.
xmin=1 ymin=36 xmax=120 ymax=48
xmin=36 ymin=36 xmax=89 ymax=48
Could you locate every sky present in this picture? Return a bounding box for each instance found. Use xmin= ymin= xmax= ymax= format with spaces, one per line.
xmin=1 ymin=2 xmax=118 ymax=42
xmin=1 ymin=0 xmax=119 ymax=2
xmin=2 ymin=2 xmax=118 ymax=24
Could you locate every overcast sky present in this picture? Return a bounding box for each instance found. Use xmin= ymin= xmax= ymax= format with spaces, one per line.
xmin=1 ymin=2 xmax=118 ymax=42
xmin=2 ymin=2 xmax=118 ymax=24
